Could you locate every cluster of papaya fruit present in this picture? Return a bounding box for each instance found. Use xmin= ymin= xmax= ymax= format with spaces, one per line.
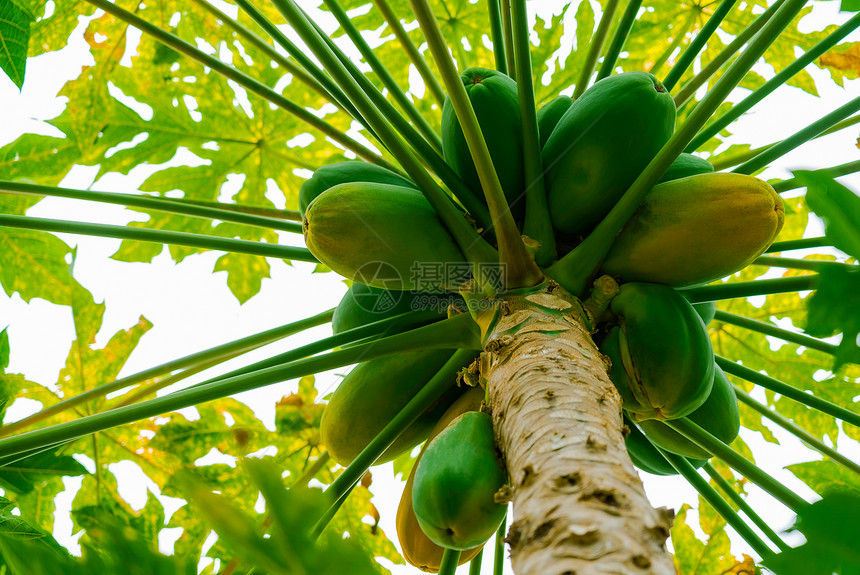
xmin=301 ymin=67 xmax=786 ymax=571
xmin=322 ymin=283 xmax=506 ymax=571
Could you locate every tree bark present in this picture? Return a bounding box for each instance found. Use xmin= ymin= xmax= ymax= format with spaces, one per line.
xmin=483 ymin=281 xmax=675 ymax=575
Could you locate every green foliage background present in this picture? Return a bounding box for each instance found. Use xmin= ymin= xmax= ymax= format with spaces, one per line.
xmin=0 ymin=0 xmax=858 ymax=573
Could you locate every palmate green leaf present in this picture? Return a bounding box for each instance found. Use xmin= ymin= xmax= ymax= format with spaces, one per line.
xmin=533 ymin=0 xmax=595 ymax=103
xmin=806 ymin=267 xmax=860 ymax=368
xmin=0 ymin=192 xmax=83 ymax=304
xmin=0 ymin=446 xmax=88 ymax=495
xmin=762 ymin=491 xmax=860 ymax=575
xmin=670 ymin=504 xmax=756 ymax=575
xmin=787 ymin=460 xmax=860 ymax=496
xmin=0 ymin=328 xmax=9 ymax=373
xmin=0 ymin=0 xmax=34 ymax=89
xmin=798 ymin=170 xmax=860 ymax=259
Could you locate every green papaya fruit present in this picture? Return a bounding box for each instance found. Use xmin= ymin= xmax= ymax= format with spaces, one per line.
xmin=658 ymin=153 xmax=714 ymax=183
xmin=412 ymin=411 xmax=507 ymax=550
xmin=441 ymin=67 xmax=525 ymax=219
xmin=397 ymin=387 xmax=485 ymax=572
xmin=600 ymin=282 xmax=714 ymax=421
xmin=542 ymin=72 xmax=676 ymax=235
xmin=692 ymin=301 xmax=717 ymax=326
xmin=298 ymin=161 xmax=416 ymax=217
xmin=536 ymin=95 xmax=574 ymax=149
xmin=600 ymin=173 xmax=785 ymax=287
xmin=303 ymin=183 xmax=467 ymax=291
xmin=332 ymin=283 xmax=460 ymax=335
xmin=320 ymin=349 xmax=463 ymax=466
xmin=624 ymin=415 xmax=707 ymax=476
xmin=638 ymin=365 xmax=740 ymax=459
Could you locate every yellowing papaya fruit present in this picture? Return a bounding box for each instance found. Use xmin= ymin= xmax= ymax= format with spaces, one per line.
xmin=600 ymin=282 xmax=714 ymax=421
xmin=397 ymin=386 xmax=485 ymax=572
xmin=638 ymin=364 xmax=740 ymax=459
xmin=442 ymin=67 xmax=525 ymax=219
xmin=320 ymin=349 xmax=462 ymax=466
xmin=332 ymin=283 xmax=458 ymax=335
xmin=658 ymin=153 xmax=714 ymax=183
xmin=536 ymin=95 xmax=573 ymax=149
xmin=303 ymin=183 xmax=467 ymax=291
xmin=624 ymin=415 xmax=708 ymax=476
xmin=412 ymin=411 xmax=507 ymax=550
xmin=542 ymin=72 xmax=676 ymax=236
xmin=299 ymin=161 xmax=415 ymax=217
xmin=600 ymin=173 xmax=785 ymax=287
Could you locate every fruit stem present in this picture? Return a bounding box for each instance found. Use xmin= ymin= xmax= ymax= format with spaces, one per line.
xmin=494 ymin=511 xmax=507 ymax=575
xmin=511 ymin=0 xmax=557 ymax=266
xmin=732 ymin=96 xmax=860 ymax=175
xmin=658 ymin=448 xmax=776 ymax=557
xmin=469 ymin=549 xmax=484 ymax=574
xmin=269 ymin=0 xmax=501 ymax=278
xmin=681 ymin=275 xmax=819 ymax=303
xmin=662 ymin=0 xmax=738 ymax=92
xmin=596 ymin=0 xmax=644 ymax=81
xmin=544 ymin=0 xmax=809 ymax=296
xmin=687 ymin=10 xmax=860 ymax=150
xmin=320 ymin=0 xmax=443 ymax=153
xmin=501 ymin=0 xmax=517 ymax=78
xmin=673 ymin=0 xmax=786 ymax=108
xmin=371 ymin=0 xmax=447 ymax=107
xmin=734 ymin=387 xmax=860 ymax=477
xmin=488 ymin=0 xmax=508 ymax=74
xmin=438 ymin=548 xmax=462 ymax=575
xmin=648 ymin=9 xmax=698 ymax=78
xmin=0 ymin=313 xmax=480 ymax=459
xmin=0 ymin=213 xmax=317 ymax=262
xmin=713 ymin=310 xmax=838 ymax=356
xmin=753 ymin=256 xmax=854 ymax=273
xmin=665 ymin=418 xmax=807 ymax=513
xmin=312 ymin=349 xmax=480 ymax=537
xmin=410 ymin=0 xmax=544 ymax=290
xmin=710 ymin=115 xmax=860 ymax=171
xmin=0 ymin=180 xmax=302 ymax=233
xmin=573 ymin=0 xmax=622 ymax=99
xmin=702 ymin=462 xmax=791 ymax=553
xmin=0 ymin=309 xmax=335 ymax=437
xmin=716 ymin=356 xmax=860 ymax=429
xmin=84 ymin=0 xmax=396 ymax=171
xmin=765 ymin=237 xmax=830 ymax=252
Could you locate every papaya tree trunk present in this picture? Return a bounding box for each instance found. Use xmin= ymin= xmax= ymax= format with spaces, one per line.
xmin=483 ymin=282 xmax=676 ymax=574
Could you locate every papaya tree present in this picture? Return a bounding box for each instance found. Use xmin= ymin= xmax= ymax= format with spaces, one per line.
xmin=0 ymin=0 xmax=859 ymax=573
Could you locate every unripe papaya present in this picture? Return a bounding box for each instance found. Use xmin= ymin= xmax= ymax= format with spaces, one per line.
xmin=441 ymin=67 xmax=525 ymax=219
xmin=298 ymin=161 xmax=415 ymax=217
xmin=600 ymin=282 xmax=714 ymax=421
xmin=303 ymin=183 xmax=467 ymax=291
xmin=412 ymin=411 xmax=507 ymax=550
xmin=332 ymin=283 xmax=460 ymax=334
xmin=658 ymin=153 xmax=714 ymax=183
xmin=542 ymin=72 xmax=676 ymax=235
xmin=638 ymin=365 xmax=740 ymax=459
xmin=624 ymin=415 xmax=707 ymax=476
xmin=397 ymin=387 xmax=485 ymax=572
xmin=600 ymin=173 xmax=785 ymax=287
xmin=536 ymin=95 xmax=573 ymax=149
xmin=692 ymin=301 xmax=717 ymax=326
xmin=320 ymin=349 xmax=462 ymax=466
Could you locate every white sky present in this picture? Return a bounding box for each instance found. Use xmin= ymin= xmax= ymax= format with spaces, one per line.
xmin=1 ymin=0 xmax=859 ymax=573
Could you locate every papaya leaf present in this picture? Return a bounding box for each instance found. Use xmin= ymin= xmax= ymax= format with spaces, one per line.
xmin=0 ymin=0 xmax=34 ymax=90
xmin=670 ymin=504 xmax=755 ymax=575
xmin=844 ymin=0 xmax=860 ymax=12
xmin=0 ymin=328 xmax=8 ymax=373
xmin=787 ymin=460 xmax=860 ymax=497
xmin=795 ymin=170 xmax=860 ymax=259
xmin=762 ymin=491 xmax=860 ymax=575
xmin=819 ymin=41 xmax=860 ymax=85
xmin=0 ymin=446 xmax=88 ymax=494
xmin=805 ymin=267 xmax=860 ymax=368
